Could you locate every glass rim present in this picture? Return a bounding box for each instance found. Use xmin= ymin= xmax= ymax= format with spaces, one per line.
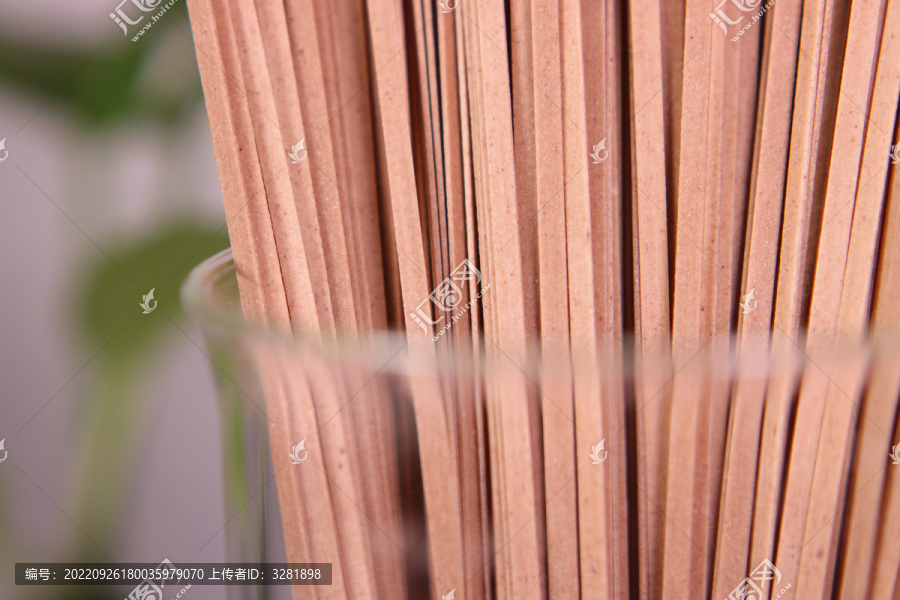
xmin=181 ymin=247 xmax=900 ymax=381
xmin=181 ymin=248 xmax=474 ymax=374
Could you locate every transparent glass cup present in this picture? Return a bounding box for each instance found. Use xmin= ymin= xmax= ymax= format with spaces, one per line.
xmin=183 ymin=248 xmax=900 ymax=600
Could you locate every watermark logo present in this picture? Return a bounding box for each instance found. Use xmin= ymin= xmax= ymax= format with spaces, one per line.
xmin=410 ymin=258 xmax=491 ymax=341
xmin=710 ymin=0 xmax=761 ymax=33
xmin=438 ymin=0 xmax=458 ymax=13
xmin=442 ymin=589 xmax=456 ymax=600
xmin=740 ymin=288 xmax=757 ymax=314
xmin=0 ymin=439 xmax=7 ymax=464
xmin=710 ymin=0 xmax=778 ymax=41
xmin=891 ymin=144 xmax=900 ymax=165
xmin=110 ymin=0 xmax=160 ymax=34
xmin=140 ymin=288 xmax=157 ymax=314
xmin=725 ymin=559 xmax=790 ymax=600
xmin=0 ymin=138 xmax=8 ymax=163
xmin=290 ymin=440 xmax=308 ymax=465
xmin=110 ymin=0 xmax=181 ymax=42
xmin=127 ymin=558 xmax=190 ymax=600
xmin=891 ymin=444 xmax=900 ymax=465
xmin=288 ymin=139 xmax=307 ymax=164
xmin=590 ymin=139 xmax=608 ymax=164
xmin=589 ymin=439 xmax=608 ymax=464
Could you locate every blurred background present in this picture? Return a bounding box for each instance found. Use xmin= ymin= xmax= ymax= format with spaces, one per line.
xmin=0 ymin=1 xmax=237 ymax=597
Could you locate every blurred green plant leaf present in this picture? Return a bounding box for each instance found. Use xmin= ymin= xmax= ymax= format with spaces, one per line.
xmin=59 ymin=219 xmax=229 ymax=600
xmin=78 ymin=219 xmax=228 ymax=368
xmin=0 ymin=3 xmax=199 ymax=124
